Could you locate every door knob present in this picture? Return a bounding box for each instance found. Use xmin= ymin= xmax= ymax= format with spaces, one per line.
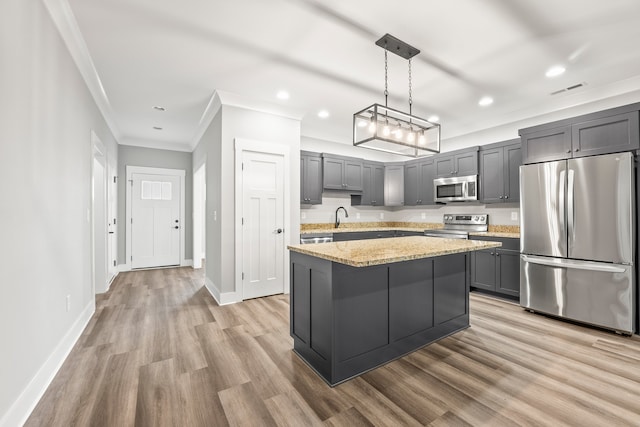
xmin=175 ymin=219 xmax=179 ymax=223
xmin=275 ymin=228 xmax=283 ymax=234
xmin=174 ymin=226 xmax=179 ymax=229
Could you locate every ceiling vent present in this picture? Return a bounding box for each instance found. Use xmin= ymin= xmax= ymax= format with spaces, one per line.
xmin=550 ymin=82 xmax=587 ymax=95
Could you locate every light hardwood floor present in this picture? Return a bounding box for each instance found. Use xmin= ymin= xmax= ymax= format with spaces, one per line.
xmin=26 ymin=267 xmax=640 ymax=426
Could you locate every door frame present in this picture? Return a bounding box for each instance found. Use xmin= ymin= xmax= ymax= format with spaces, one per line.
xmin=91 ymin=131 xmax=108 ymax=296
xmin=193 ymin=160 xmax=206 ymax=269
xmin=235 ymin=138 xmax=291 ymax=300
xmin=125 ymin=165 xmax=186 ymax=271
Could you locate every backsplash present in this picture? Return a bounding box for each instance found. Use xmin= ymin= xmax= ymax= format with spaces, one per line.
xmin=301 ymin=193 xmax=520 ymax=226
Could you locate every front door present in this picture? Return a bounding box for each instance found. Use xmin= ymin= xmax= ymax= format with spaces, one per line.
xmin=242 ymin=151 xmax=285 ymax=300
xmin=131 ymin=173 xmax=181 ymax=269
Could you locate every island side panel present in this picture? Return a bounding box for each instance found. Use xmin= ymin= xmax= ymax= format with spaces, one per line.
xmin=389 ymin=259 xmax=434 ymax=342
xmin=434 ymin=253 xmax=470 ymax=328
xmin=290 ymin=252 xmax=333 ymax=382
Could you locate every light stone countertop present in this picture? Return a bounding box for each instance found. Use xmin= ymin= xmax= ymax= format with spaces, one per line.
xmin=300 ymin=225 xmax=519 ymax=239
xmin=288 ymin=236 xmax=502 ymax=267
xmin=470 ymin=231 xmax=521 ymax=239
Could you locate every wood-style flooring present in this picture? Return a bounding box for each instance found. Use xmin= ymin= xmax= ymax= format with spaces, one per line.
xmin=26 ymin=267 xmax=640 ymax=426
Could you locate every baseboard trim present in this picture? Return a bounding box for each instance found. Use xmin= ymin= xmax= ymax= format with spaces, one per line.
xmin=204 ymin=277 xmax=241 ymax=306
xmin=0 ymin=301 xmax=95 ymax=427
xmin=118 ymin=263 xmax=131 ymax=273
xmin=181 ymin=259 xmax=193 ymax=267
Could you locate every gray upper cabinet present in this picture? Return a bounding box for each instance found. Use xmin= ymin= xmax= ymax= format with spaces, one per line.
xmin=384 ymin=163 xmax=404 ymax=206
xmin=404 ymin=158 xmax=435 ymax=206
xmin=322 ymin=154 xmax=363 ymax=191
xmin=479 ymin=139 xmax=521 ymax=204
xmin=301 ymin=151 xmax=322 ymax=205
xmin=520 ymin=107 xmax=640 ymax=164
xmin=356 ymin=161 xmax=384 ymax=206
xmin=434 ymin=147 xmax=479 ymax=178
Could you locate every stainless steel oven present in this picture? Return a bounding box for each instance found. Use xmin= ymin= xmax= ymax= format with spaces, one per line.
xmin=433 ymin=175 xmax=478 ymax=203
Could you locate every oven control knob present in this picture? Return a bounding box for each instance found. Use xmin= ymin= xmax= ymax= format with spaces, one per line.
xmin=473 ymin=216 xmax=478 ymax=221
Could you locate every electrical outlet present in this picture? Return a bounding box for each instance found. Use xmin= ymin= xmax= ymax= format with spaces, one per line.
xmin=66 ymin=295 xmax=71 ymax=312
xmin=301 ymin=212 xmax=306 ymax=219
xmin=421 ymin=212 xmax=426 ymax=219
xmin=511 ymin=211 xmax=518 ymax=221
xmin=213 ymin=211 xmax=217 ymax=221
xmin=356 ymin=213 xmax=360 ymax=219
xmin=379 ymin=213 xmax=384 ymax=219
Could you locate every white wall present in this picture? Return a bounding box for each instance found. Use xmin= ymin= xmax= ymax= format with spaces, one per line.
xmin=193 ymin=103 xmax=300 ymax=302
xmin=0 ymin=0 xmax=118 ymax=425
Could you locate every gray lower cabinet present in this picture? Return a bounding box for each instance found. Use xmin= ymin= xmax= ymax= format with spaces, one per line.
xmin=290 ymin=252 xmax=469 ymax=385
xmin=404 ymin=158 xmax=435 ymax=205
xmin=479 ymin=139 xmax=521 ymax=203
xmin=470 ymin=236 xmax=520 ymax=297
xmin=300 ymin=151 xmax=322 ymax=204
xmin=520 ymin=109 xmax=640 ymax=164
xmin=323 ymin=154 xmax=363 ymax=191
xmin=434 ymin=147 xmax=479 ymax=178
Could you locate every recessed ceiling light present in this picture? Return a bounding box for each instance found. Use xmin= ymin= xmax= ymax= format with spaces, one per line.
xmin=478 ymin=96 xmax=494 ymax=107
xmin=318 ymin=110 xmax=330 ymax=118
xmin=545 ymin=65 xmax=566 ymax=78
xmin=153 ymin=126 xmax=163 ymax=130
xmin=428 ymin=115 xmax=440 ymax=122
xmin=276 ymin=90 xmax=290 ymax=100
xmin=152 ymin=106 xmax=166 ymax=111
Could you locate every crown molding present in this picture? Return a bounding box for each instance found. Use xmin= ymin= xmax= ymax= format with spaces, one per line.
xmin=42 ymin=0 xmax=122 ymax=142
xmin=119 ymin=137 xmax=193 ymax=153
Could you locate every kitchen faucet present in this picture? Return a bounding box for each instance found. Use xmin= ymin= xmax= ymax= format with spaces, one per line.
xmin=335 ymin=206 xmax=349 ymax=228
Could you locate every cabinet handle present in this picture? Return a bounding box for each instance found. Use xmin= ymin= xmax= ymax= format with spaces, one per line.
xmin=490 ymin=252 xmax=494 ymax=255
xmin=566 ymin=149 xmax=571 ymax=153
xmin=499 ymin=196 xmax=504 ymax=199
xmin=496 ymin=253 xmax=500 ymax=256
xmin=504 ymin=195 xmax=508 ymax=199
xmin=574 ymin=148 xmax=580 ymax=152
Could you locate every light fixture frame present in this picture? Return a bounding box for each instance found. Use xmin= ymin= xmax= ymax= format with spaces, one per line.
xmin=353 ymin=34 xmax=441 ymax=158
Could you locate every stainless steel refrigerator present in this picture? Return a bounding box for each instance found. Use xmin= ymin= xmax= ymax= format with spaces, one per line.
xmin=520 ymin=151 xmax=636 ymax=334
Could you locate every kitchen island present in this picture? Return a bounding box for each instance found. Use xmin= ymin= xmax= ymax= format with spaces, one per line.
xmin=288 ymin=236 xmax=501 ymax=386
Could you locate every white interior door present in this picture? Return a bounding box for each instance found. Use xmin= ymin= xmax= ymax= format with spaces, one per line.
xmin=92 ymin=155 xmax=108 ymax=293
xmin=131 ymin=173 xmax=181 ymax=269
xmin=242 ymin=151 xmax=285 ymax=300
xmin=107 ymin=163 xmax=118 ymax=282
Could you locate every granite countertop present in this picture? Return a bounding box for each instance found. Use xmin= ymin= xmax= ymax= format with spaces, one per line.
xmin=300 ymin=222 xmax=520 ymax=239
xmin=288 ymin=236 xmax=502 ymax=267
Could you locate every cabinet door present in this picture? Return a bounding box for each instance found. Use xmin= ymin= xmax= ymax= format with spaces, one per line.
xmin=372 ymin=164 xmax=385 ymax=206
xmin=572 ymin=111 xmax=640 ymax=158
xmin=521 ymin=126 xmax=571 ymax=164
xmin=361 ymin=164 xmax=373 ymax=205
xmin=304 ymin=155 xmax=323 ymax=204
xmin=300 ymin=156 xmax=306 ymax=203
xmin=470 ymin=249 xmax=497 ymax=291
xmin=503 ymin=143 xmax=521 ymax=203
xmin=435 ymin=155 xmax=454 ymax=177
xmin=496 ymin=250 xmax=519 ymax=297
xmin=344 ymin=159 xmax=363 ymax=191
xmin=479 ymin=147 xmax=504 ymax=203
xmin=323 ymin=158 xmax=345 ymax=190
xmin=434 ymin=254 xmax=468 ymax=324
xmin=455 ymin=151 xmax=478 ymax=176
xmin=404 ymin=162 xmax=419 ymax=206
xmin=418 ymin=159 xmax=435 ymax=205
xmin=384 ymin=165 xmax=404 ymax=206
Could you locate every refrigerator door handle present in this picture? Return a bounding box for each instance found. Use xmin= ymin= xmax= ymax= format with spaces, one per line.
xmin=567 ymin=169 xmax=575 ymax=252
xmin=521 ymin=254 xmax=628 ymax=273
xmin=558 ymin=169 xmax=566 ymax=236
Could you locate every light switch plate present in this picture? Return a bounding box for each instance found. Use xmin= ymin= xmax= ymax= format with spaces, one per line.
xmin=379 ymin=213 xmax=384 ymax=219
xmin=301 ymin=212 xmax=306 ymax=219
xmin=421 ymin=213 xmax=426 ymax=219
xmin=511 ymin=211 xmax=518 ymax=221
xmin=356 ymin=213 xmax=361 ymax=219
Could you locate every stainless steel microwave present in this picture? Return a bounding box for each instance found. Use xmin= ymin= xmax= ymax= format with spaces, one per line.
xmin=433 ymin=175 xmax=478 ymax=202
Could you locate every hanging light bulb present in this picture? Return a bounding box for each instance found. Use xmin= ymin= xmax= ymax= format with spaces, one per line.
xmin=418 ymin=130 xmax=426 ymax=145
xmin=407 ymin=128 xmax=416 ymax=143
xmin=394 ymin=125 xmax=403 ymax=140
xmin=382 ymin=121 xmax=391 ymax=136
xmin=368 ymin=117 xmax=376 ymax=133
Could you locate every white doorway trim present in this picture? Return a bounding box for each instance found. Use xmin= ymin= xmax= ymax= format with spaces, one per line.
xmin=125 ymin=165 xmax=186 ymax=271
xmin=91 ymin=131 xmax=108 ymax=296
xmin=193 ymin=161 xmax=206 ymax=269
xmin=234 ymin=138 xmax=291 ymax=301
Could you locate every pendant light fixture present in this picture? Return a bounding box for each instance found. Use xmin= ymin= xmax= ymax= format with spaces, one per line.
xmin=353 ymin=34 xmax=440 ymax=157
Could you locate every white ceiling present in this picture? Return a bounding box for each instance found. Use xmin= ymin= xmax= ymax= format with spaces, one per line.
xmin=63 ymin=0 xmax=640 ymax=151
